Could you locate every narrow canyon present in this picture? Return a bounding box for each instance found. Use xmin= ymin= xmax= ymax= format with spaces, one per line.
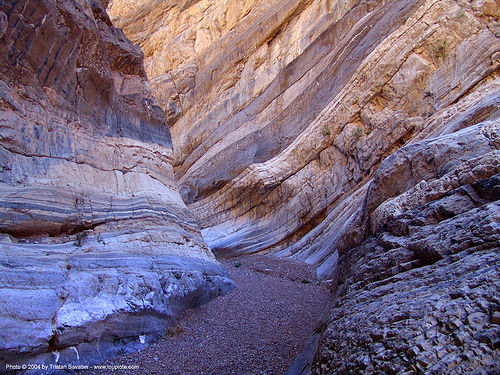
xmin=0 ymin=0 xmax=499 ymax=374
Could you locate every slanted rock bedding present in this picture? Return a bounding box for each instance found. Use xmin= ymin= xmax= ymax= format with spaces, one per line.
xmin=0 ymin=0 xmax=233 ymax=368
xmin=108 ymin=0 xmax=500 ymax=280
xmin=1 ymin=0 xmax=499 ymax=373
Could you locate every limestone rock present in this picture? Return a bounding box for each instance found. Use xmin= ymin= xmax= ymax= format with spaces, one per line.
xmin=314 ymin=167 xmax=500 ymax=374
xmin=0 ymin=0 xmax=233 ymax=369
xmin=109 ymin=0 xmax=500 ymax=277
xmin=107 ymin=0 xmax=500 ymax=373
xmin=309 ymin=88 xmax=500 ymax=373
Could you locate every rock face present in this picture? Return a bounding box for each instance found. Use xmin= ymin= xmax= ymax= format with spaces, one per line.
xmin=108 ymin=0 xmax=500 ymax=373
xmin=108 ymin=0 xmax=500 ymax=277
xmin=0 ymin=0 xmax=233 ymax=368
xmin=313 ymin=126 xmax=500 ymax=373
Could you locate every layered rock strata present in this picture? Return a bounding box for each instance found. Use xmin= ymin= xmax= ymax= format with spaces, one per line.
xmin=108 ymin=0 xmax=500 ymax=278
xmin=108 ymin=0 xmax=500 ymax=373
xmin=313 ymin=122 xmax=500 ymax=373
xmin=0 ymin=0 xmax=233 ymax=369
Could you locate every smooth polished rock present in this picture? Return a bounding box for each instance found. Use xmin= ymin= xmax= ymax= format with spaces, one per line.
xmin=106 ymin=0 xmax=500 ymax=373
xmin=0 ymin=0 xmax=234 ymax=369
xmin=108 ymin=0 xmax=500 ymax=277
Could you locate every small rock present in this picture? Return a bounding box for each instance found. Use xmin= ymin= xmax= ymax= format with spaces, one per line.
xmin=406 ymin=346 xmax=420 ymax=358
xmin=491 ymin=311 xmax=500 ymax=325
xmin=434 ymin=345 xmax=448 ymax=359
xmin=416 ymin=354 xmax=432 ymax=368
xmin=453 ymin=330 xmax=468 ymax=346
xmin=476 ymin=328 xmax=500 ymax=350
xmin=0 ymin=11 xmax=7 ymax=39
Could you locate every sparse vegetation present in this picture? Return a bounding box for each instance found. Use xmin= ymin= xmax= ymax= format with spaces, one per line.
xmin=234 ymin=262 xmax=242 ymax=268
xmin=354 ymin=127 xmax=363 ymax=139
xmin=301 ymin=279 xmax=310 ymax=284
xmin=454 ymin=8 xmax=465 ymax=19
xmin=73 ymin=231 xmax=88 ymax=247
xmin=431 ymin=39 xmax=450 ymax=59
xmin=166 ymin=323 xmax=184 ymax=337
xmin=365 ymin=128 xmax=372 ymax=136
xmin=96 ymin=233 xmax=105 ymax=245
xmin=322 ymin=125 xmax=331 ymax=136
xmin=339 ymin=0 xmax=350 ymax=11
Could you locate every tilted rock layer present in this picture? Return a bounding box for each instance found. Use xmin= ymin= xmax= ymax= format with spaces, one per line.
xmin=109 ymin=0 xmax=499 ymax=275
xmin=109 ymin=0 xmax=500 ymax=373
xmin=314 ymin=126 xmax=500 ymax=373
xmin=0 ymin=0 xmax=233 ymax=369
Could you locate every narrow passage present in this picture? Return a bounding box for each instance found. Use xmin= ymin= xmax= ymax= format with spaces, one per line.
xmin=85 ymin=255 xmax=331 ymax=374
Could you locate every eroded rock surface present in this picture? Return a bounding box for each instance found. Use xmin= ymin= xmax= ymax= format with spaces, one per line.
xmin=108 ymin=0 xmax=500 ymax=278
xmin=314 ymin=126 xmax=500 ymax=373
xmin=107 ymin=0 xmax=500 ymax=373
xmin=0 ymin=0 xmax=233 ymax=369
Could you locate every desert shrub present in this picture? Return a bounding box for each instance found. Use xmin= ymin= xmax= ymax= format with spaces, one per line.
xmin=322 ymin=125 xmax=331 ymax=136
xmin=354 ymin=127 xmax=363 ymax=139
xmin=432 ymin=39 xmax=450 ymax=59
xmin=166 ymin=323 xmax=184 ymax=337
xmin=73 ymin=232 xmax=88 ymax=247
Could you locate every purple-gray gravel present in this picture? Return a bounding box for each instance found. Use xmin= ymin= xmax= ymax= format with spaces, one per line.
xmin=82 ymin=255 xmax=331 ymax=375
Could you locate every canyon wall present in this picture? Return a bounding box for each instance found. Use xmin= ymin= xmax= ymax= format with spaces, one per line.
xmin=109 ymin=0 xmax=499 ymax=373
xmin=109 ymin=0 xmax=499 ymax=278
xmin=0 ymin=0 xmax=233 ymax=368
xmin=313 ymin=120 xmax=500 ymax=373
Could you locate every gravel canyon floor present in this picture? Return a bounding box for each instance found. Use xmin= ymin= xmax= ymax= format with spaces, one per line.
xmin=82 ymin=255 xmax=330 ymax=375
xmin=1 ymin=0 xmax=499 ymax=373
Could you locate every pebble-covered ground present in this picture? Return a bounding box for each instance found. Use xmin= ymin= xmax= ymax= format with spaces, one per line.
xmin=82 ymin=255 xmax=331 ymax=375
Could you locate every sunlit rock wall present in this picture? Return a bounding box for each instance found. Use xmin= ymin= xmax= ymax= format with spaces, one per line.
xmin=108 ymin=0 xmax=500 ymax=372
xmin=108 ymin=0 xmax=499 ymax=277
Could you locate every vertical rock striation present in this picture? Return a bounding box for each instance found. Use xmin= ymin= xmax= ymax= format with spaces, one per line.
xmin=0 ymin=0 xmax=233 ymax=369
